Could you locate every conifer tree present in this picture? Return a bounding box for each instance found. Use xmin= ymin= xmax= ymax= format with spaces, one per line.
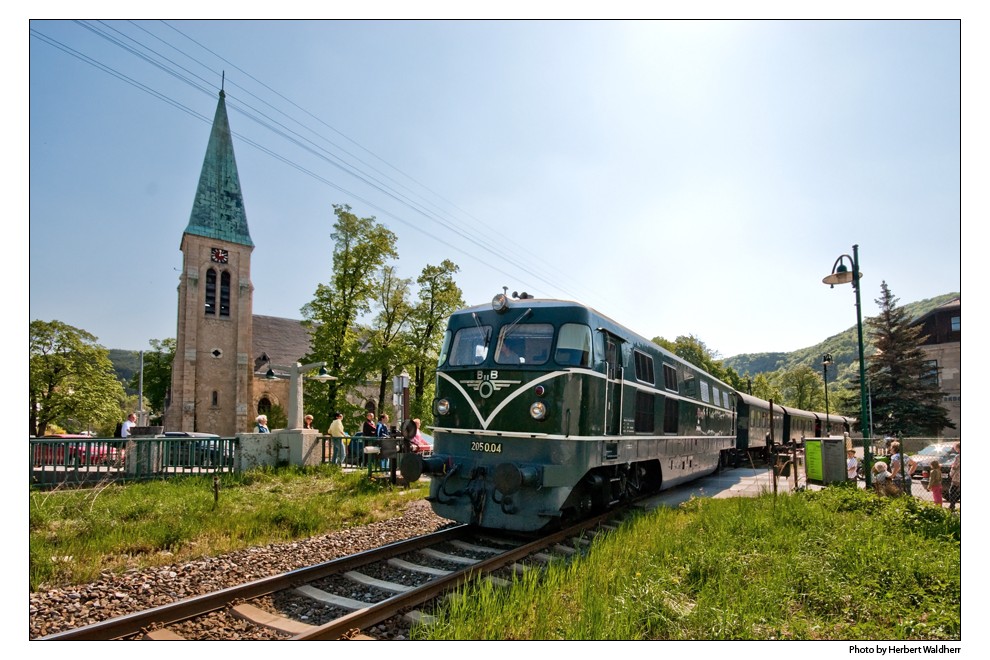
xmin=864 ymin=281 xmax=954 ymax=437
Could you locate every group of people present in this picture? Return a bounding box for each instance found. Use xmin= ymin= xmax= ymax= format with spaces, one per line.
xmin=866 ymin=440 xmax=961 ymax=510
xmin=254 ymin=410 xmax=397 ymax=467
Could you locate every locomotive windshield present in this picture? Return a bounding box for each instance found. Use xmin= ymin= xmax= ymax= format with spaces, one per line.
xmin=554 ymin=323 xmax=592 ymax=367
xmin=495 ymin=323 xmax=553 ymax=365
xmin=447 ymin=325 xmax=491 ymax=366
xmin=443 ymin=319 xmax=595 ymax=368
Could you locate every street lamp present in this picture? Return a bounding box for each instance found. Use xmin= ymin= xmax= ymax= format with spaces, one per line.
xmin=822 ymin=244 xmax=872 ymax=487
xmin=821 ymin=353 xmax=833 ymax=435
xmin=266 ymin=362 xmax=336 ymax=430
xmin=393 ymin=369 xmax=411 ymax=426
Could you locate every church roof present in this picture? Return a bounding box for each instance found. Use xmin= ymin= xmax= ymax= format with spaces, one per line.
xmin=252 ymin=315 xmax=315 ymax=376
xmin=184 ymin=90 xmax=254 ymax=247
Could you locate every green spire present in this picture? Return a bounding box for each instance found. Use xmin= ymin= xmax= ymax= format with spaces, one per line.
xmin=184 ymin=89 xmax=254 ymax=247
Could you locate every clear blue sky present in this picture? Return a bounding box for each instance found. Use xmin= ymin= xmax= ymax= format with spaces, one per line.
xmin=26 ymin=18 xmax=966 ymax=360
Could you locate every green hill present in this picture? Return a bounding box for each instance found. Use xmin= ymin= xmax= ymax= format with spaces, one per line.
xmin=723 ymin=292 xmax=959 ymax=389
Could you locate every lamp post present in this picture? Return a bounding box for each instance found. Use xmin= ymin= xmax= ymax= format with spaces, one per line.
xmin=822 ymin=244 xmax=872 ymax=488
xmin=393 ymin=369 xmax=411 ymax=427
xmin=821 ymin=353 xmax=833 ymax=435
xmin=266 ymin=362 xmax=335 ymax=430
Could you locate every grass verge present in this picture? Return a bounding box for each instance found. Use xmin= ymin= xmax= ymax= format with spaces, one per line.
xmin=29 ymin=464 xmax=427 ymax=591
xmin=418 ymin=487 xmax=960 ymax=641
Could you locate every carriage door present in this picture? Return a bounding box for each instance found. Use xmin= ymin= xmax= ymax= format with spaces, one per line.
xmin=604 ymin=333 xmax=623 ymax=435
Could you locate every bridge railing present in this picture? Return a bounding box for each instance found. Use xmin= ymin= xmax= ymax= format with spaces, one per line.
xmin=29 ymin=436 xmax=239 ymax=488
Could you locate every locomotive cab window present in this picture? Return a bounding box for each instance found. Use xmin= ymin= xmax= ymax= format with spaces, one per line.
xmin=449 ymin=325 xmax=491 ymax=366
xmin=554 ymin=323 xmax=592 ymax=367
xmin=495 ymin=323 xmax=553 ymax=365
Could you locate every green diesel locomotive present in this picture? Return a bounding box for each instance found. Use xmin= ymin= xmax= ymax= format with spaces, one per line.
xmin=401 ymin=290 xmax=738 ymax=532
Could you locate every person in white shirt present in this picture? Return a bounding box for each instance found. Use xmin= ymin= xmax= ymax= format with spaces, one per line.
xmin=121 ymin=413 xmax=137 ymax=438
xmin=846 ymin=449 xmax=858 ymax=480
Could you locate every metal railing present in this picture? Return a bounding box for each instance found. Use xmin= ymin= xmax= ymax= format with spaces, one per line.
xmin=29 ymin=436 xmax=239 ymax=488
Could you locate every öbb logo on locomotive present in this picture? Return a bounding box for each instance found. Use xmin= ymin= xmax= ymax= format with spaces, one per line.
xmin=399 ymin=289 xmax=853 ymax=533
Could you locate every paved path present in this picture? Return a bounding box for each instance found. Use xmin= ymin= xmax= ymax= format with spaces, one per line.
xmin=638 ymin=465 xmax=817 ymax=510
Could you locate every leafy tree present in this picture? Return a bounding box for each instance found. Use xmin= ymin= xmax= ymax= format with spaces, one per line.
xmin=406 ymin=260 xmax=464 ymax=425
xmin=748 ymin=372 xmax=783 ymax=404
xmin=368 ymin=266 xmax=414 ymax=416
xmin=778 ymin=365 xmax=825 ymax=411
xmin=301 ymin=204 xmax=398 ymax=421
xmin=862 ymin=281 xmax=954 ymax=437
xmin=30 ymin=320 xmax=126 ymax=436
xmin=128 ymin=338 xmax=175 ymax=424
xmin=653 ymin=334 xmax=745 ymax=391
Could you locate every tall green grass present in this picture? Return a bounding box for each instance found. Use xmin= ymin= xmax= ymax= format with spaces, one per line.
xmin=29 ymin=465 xmax=428 ymax=590
xmin=419 ymin=488 xmax=960 ymax=641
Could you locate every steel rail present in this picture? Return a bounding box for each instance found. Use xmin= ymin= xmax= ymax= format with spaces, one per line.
xmin=294 ymin=509 xmax=620 ymax=640
xmin=41 ymin=525 xmax=471 ymax=641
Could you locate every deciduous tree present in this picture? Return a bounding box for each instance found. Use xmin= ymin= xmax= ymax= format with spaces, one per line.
xmin=30 ymin=320 xmax=125 ymax=436
xmin=301 ymin=205 xmax=398 ymax=421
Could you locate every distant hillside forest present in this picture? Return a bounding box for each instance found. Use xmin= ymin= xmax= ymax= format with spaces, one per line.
xmin=722 ymin=292 xmax=959 ymax=391
xmin=107 ymin=292 xmax=959 ymax=401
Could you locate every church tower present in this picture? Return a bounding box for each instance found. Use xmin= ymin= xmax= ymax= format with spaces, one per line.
xmin=165 ymin=89 xmax=255 ymax=436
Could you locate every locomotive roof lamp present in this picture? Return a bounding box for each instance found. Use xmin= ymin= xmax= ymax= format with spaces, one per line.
xmin=822 ymin=353 xmax=833 ymax=435
xmin=822 ymin=244 xmax=872 ymax=488
xmin=266 ymin=362 xmax=336 ymax=430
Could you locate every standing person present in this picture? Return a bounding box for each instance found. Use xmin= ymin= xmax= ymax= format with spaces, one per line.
xmin=846 ymin=449 xmax=859 ymax=481
xmin=328 ymin=412 xmax=347 ymax=466
xmin=888 ymin=441 xmax=916 ymax=497
xmin=947 ymin=444 xmax=961 ymax=512
xmin=926 ymin=460 xmax=944 ymax=506
xmin=256 ymin=415 xmax=270 ymax=433
xmin=362 ymin=412 xmax=377 ymax=437
xmin=121 ymin=413 xmax=137 ymax=438
xmin=376 ymin=414 xmax=390 ymax=470
xmin=303 ymin=414 xmax=315 ymax=430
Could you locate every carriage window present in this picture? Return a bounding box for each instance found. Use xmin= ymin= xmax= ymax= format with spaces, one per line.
xmin=663 ymin=364 xmax=677 ymax=391
xmin=495 ymin=323 xmax=553 ymax=365
xmin=700 ymin=381 xmax=710 ymax=403
xmin=712 ymin=386 xmax=721 ymax=408
xmin=555 ymin=323 xmax=592 ymax=366
xmin=449 ymin=326 xmax=491 ymax=366
xmin=633 ymin=350 xmax=655 ymax=385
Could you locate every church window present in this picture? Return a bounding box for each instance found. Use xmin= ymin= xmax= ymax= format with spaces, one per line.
xmin=258 ymin=398 xmax=272 ymax=415
xmin=205 ymin=268 xmax=217 ymax=315
xmin=220 ymin=271 xmax=231 ymax=317
xmin=211 ymin=391 xmax=219 ymax=407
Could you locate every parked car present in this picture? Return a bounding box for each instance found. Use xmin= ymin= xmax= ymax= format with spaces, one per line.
xmin=162 ymin=431 xmax=230 ymax=467
xmin=909 ymin=443 xmax=958 ymax=480
xmin=410 ymin=432 xmax=433 ymax=454
xmin=39 ymin=435 xmax=122 ymax=466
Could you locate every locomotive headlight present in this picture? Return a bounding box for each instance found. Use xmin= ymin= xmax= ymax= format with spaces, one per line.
xmin=436 ymin=398 xmax=450 ymax=416
xmin=492 ymin=293 xmax=509 ymax=313
xmin=530 ymin=401 xmax=547 ymax=420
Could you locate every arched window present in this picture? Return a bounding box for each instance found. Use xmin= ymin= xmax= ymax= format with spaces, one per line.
xmin=258 ymin=398 xmax=272 ymax=415
xmin=220 ymin=271 xmax=231 ymax=317
xmin=205 ymin=268 xmax=217 ymax=315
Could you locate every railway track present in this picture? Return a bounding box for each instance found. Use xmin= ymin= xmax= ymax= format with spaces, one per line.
xmin=42 ymin=510 xmax=625 ymax=641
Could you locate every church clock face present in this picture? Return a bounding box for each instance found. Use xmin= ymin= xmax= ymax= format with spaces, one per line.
xmin=211 ymin=247 xmax=229 ymax=264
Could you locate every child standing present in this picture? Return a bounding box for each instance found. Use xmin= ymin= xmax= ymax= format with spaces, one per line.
xmin=927 ymin=460 xmax=944 ymax=506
